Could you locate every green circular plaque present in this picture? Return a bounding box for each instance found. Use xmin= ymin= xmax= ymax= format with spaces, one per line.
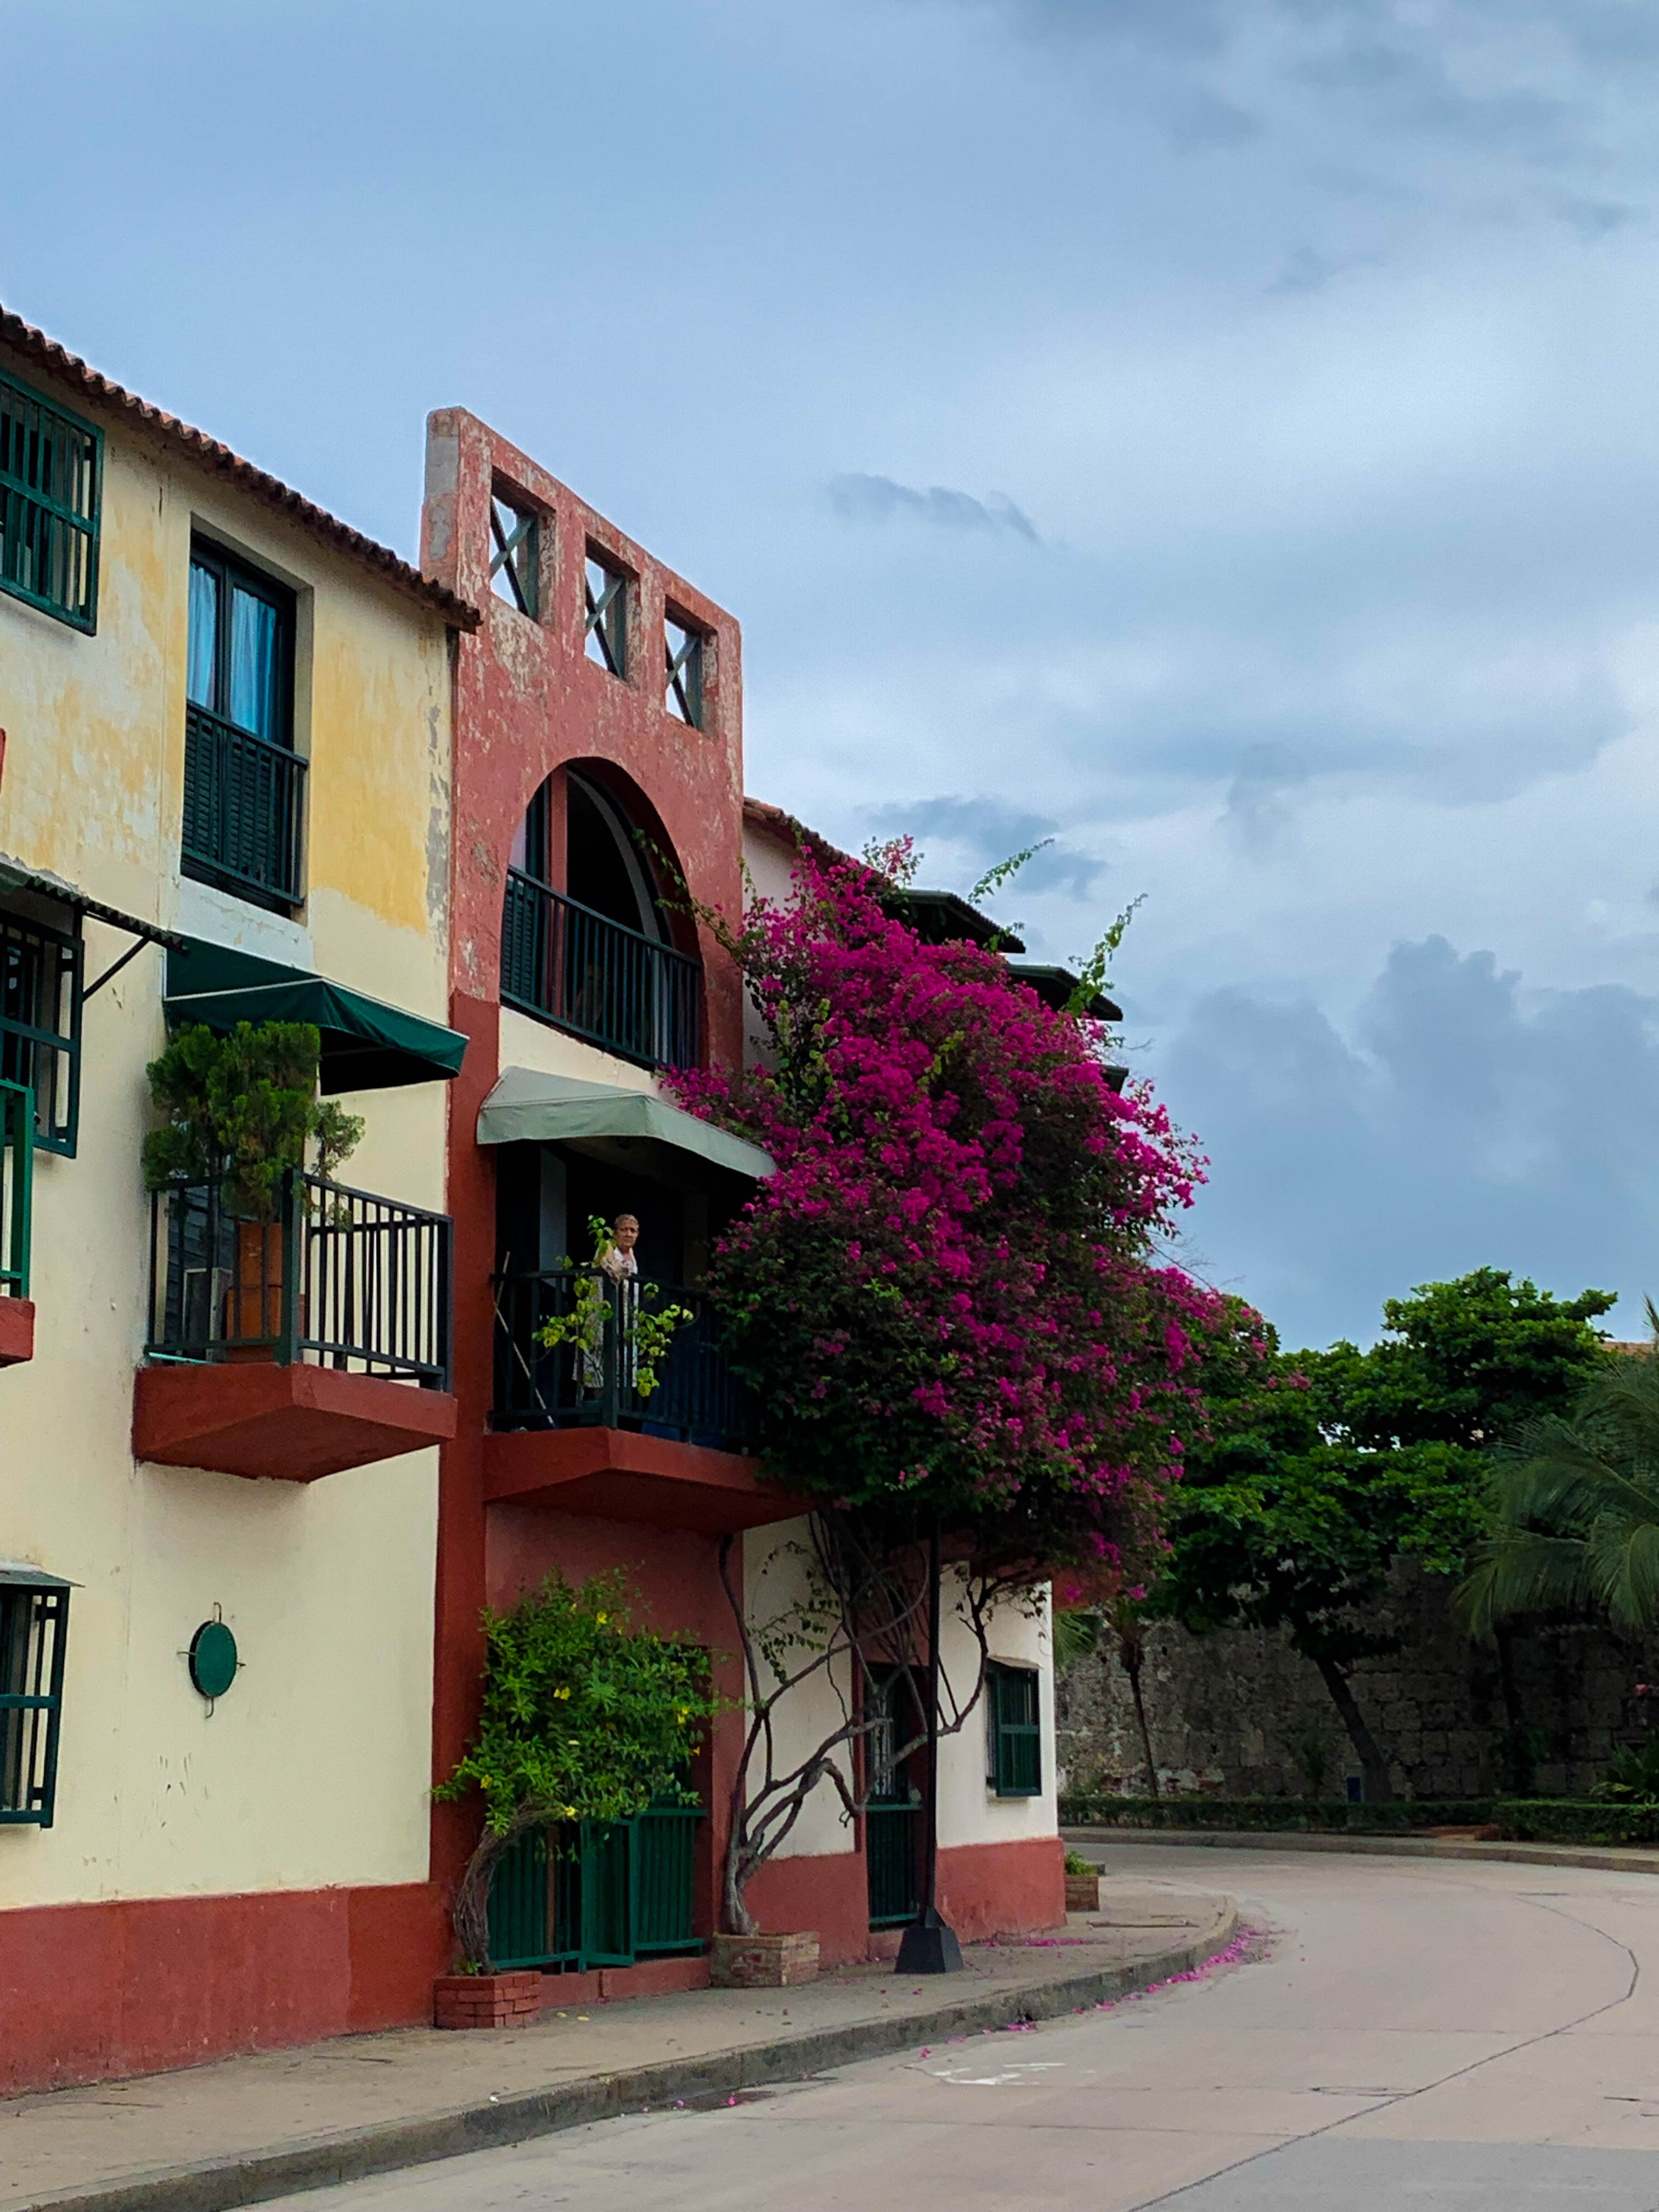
xmin=188 ymin=1618 xmax=239 ymax=1702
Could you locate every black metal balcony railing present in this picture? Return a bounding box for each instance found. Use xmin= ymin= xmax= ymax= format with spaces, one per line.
xmin=492 ymin=1266 xmax=755 ymax=1452
xmin=182 ymin=704 xmax=307 ymax=908
xmin=147 ymin=1170 xmax=452 ymax=1391
xmin=500 ymin=870 xmax=700 ymax=1070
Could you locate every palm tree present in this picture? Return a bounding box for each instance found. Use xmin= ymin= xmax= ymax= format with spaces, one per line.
xmin=1461 ymin=1318 xmax=1659 ymax=1639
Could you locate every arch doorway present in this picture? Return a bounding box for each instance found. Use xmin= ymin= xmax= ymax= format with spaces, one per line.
xmin=502 ymin=769 xmax=700 ymax=1069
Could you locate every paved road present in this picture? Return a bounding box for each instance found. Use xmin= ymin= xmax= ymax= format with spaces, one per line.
xmin=268 ymin=1847 xmax=1659 ymax=2210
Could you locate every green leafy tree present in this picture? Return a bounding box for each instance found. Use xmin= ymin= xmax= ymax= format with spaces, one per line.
xmin=437 ymin=1571 xmax=720 ymax=1969
xmin=1307 ymin=1268 xmax=1614 ymax=1450
xmin=1154 ymin=1299 xmax=1485 ymax=1799
xmin=1153 ymin=1272 xmax=1610 ymax=1801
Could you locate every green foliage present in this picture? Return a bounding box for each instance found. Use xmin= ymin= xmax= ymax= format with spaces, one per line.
xmin=1161 ymin=1274 xmax=1616 ymax=1672
xmin=1059 ymin=1794 xmax=1499 ymax=1832
xmin=534 ymin=1216 xmax=692 ymax=1398
xmin=1592 ymin=1736 xmax=1659 ymax=1805
xmin=1051 ymin=1605 xmax=1101 ymax=1675
xmin=1307 ymin=1268 xmax=1614 ymax=1451
xmin=1285 ymin=1722 xmax=1334 ymax=1797
xmin=1152 ymin=1298 xmax=1489 ymax=1680
xmin=142 ymin=1022 xmax=362 ymax=1218
xmin=1065 ymin=893 xmax=1145 ymax=1019
xmin=1062 ymin=1847 xmax=1094 ymax=1877
xmin=436 ymin=1571 xmax=719 ymax=1837
xmin=1497 ymin=1798 xmax=1659 ymax=1846
xmin=1462 ymin=1330 xmax=1659 ymax=1638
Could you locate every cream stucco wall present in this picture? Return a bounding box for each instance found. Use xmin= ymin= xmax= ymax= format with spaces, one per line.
xmin=936 ymin=1578 xmax=1058 ymax=1850
xmin=0 ymin=348 xmax=453 ymax=1909
xmin=741 ymin=1520 xmax=856 ymax=1861
xmin=496 ymin=1006 xmax=661 ymax=1099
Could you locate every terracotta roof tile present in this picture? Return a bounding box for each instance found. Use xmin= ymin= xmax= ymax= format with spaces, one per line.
xmin=0 ymin=306 xmax=479 ymax=631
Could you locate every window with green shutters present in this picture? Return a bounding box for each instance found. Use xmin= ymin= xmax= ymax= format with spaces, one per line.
xmin=0 ymin=370 xmax=101 ymax=633
xmin=987 ymin=1662 xmax=1042 ymax=1798
xmin=0 ymin=907 xmax=82 ymax=1156
xmin=181 ymin=538 xmax=304 ymax=912
xmin=0 ymin=1571 xmax=70 ymax=1828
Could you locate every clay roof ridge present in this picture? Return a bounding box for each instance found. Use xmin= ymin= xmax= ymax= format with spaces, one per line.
xmin=0 ymin=306 xmax=480 ymax=631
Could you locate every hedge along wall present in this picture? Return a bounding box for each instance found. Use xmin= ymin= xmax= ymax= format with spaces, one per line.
xmin=1060 ymin=1797 xmax=1659 ymax=1848
xmin=1057 ymin=1561 xmax=1659 ymax=1803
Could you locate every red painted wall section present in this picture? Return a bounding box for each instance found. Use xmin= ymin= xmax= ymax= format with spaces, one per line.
xmin=420 ymin=408 xmax=746 ymax=1066
xmin=0 ymin=1884 xmax=442 ymax=2095
xmin=422 ymin=411 xmax=750 ymax=1949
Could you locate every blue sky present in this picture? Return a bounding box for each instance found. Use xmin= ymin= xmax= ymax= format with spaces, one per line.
xmin=9 ymin=0 xmax=1659 ymax=1346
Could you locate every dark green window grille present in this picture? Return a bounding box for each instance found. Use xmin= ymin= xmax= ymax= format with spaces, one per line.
xmin=489 ymin=486 xmax=539 ymax=617
xmin=0 ymin=1571 xmax=70 ymax=1827
xmin=0 ymin=1080 xmax=31 ymax=1299
xmin=181 ymin=538 xmax=303 ymax=912
xmin=664 ymin=613 xmax=703 ymax=727
xmin=988 ymin=1662 xmax=1042 ymax=1798
xmin=0 ymin=907 xmax=82 ymax=1156
xmin=487 ymin=1805 xmax=704 ymax=1972
xmin=584 ymin=550 xmax=628 ymax=676
xmin=0 ymin=370 xmax=100 ymax=633
xmin=866 ymin=1667 xmax=922 ymax=1927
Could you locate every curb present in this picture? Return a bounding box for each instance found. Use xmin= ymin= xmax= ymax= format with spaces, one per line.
xmin=18 ymin=1906 xmax=1238 ymax=2212
xmin=1068 ymin=1825 xmax=1659 ymax=1877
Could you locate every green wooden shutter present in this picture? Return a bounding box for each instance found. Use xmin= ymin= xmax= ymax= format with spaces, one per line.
xmin=991 ymin=1664 xmax=1042 ymax=1798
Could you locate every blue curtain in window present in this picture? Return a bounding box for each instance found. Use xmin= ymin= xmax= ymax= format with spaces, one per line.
xmin=187 ymin=563 xmax=217 ymax=709
xmin=228 ymin=586 xmax=279 ymax=739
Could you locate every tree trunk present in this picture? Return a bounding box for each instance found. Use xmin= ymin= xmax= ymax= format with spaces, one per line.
xmin=1119 ymin=1631 xmax=1160 ymax=1800
xmin=723 ymin=1837 xmax=758 ymax=1936
xmin=451 ymin=1810 xmax=539 ymax=1970
xmin=1311 ymin=1654 xmax=1394 ymax=1803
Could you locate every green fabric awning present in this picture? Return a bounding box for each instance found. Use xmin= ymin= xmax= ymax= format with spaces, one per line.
xmin=165 ymin=939 xmax=467 ymax=1093
xmin=477 ymin=1068 xmax=774 ymax=1181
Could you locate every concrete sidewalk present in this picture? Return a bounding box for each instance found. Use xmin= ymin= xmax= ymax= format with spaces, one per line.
xmin=5 ymin=1880 xmax=1236 ymax=2212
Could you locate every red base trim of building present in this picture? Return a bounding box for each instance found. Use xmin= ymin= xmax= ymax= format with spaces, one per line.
xmin=0 ymin=1881 xmax=449 ymax=2095
xmin=0 ymin=1295 xmax=34 ymax=1366
xmin=133 ymin=1362 xmax=458 ymax=1480
xmin=742 ymin=1833 xmax=1066 ymax=1968
xmin=0 ymin=1835 xmax=1063 ymax=2093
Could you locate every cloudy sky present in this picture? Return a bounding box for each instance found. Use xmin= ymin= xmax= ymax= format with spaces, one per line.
xmin=9 ymin=0 xmax=1659 ymax=1347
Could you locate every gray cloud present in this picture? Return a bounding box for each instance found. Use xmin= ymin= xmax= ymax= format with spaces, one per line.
xmin=1222 ymin=743 xmax=1309 ymax=852
xmin=1161 ymin=936 xmax=1659 ymax=1346
xmin=826 ymin=474 xmax=1039 ymax=541
xmin=867 ymin=793 xmax=1109 ymax=901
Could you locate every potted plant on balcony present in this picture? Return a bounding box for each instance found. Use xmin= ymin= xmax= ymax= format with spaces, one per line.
xmin=142 ymin=1021 xmax=363 ymax=1352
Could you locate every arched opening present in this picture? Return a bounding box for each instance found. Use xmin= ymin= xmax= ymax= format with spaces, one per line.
xmin=501 ymin=766 xmax=699 ymax=1070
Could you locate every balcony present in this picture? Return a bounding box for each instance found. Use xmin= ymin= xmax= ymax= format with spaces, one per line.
xmin=501 ymin=871 xmax=699 ymax=1071
xmin=134 ymin=1170 xmax=456 ymax=1480
xmin=0 ymin=1079 xmax=32 ymax=1367
xmin=487 ymin=1266 xmax=800 ymax=1533
xmin=181 ymin=703 xmax=307 ymax=910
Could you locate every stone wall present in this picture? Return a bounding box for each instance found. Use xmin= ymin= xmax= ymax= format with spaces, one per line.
xmin=1057 ymin=1565 xmax=1659 ymax=1801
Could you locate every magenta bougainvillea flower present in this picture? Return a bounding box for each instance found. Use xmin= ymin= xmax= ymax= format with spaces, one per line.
xmin=668 ymin=842 xmax=1227 ymax=1579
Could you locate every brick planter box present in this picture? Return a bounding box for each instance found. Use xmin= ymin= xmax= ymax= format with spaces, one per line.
xmin=710 ymin=1930 xmax=820 ymax=1989
xmin=1064 ymin=1872 xmax=1101 ymax=1912
xmin=433 ymin=1971 xmax=543 ymax=2029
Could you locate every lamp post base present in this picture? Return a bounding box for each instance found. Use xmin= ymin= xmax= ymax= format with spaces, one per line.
xmin=895 ymin=1907 xmax=964 ymax=1976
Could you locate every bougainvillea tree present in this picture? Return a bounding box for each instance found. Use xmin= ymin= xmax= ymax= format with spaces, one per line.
xmin=668 ymin=839 xmax=1222 ymax=1925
